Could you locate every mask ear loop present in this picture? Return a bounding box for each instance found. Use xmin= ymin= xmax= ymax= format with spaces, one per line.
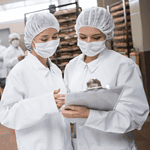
xmin=32 ymin=40 xmax=37 ymax=50
xmin=76 ymin=30 xmax=81 ymax=44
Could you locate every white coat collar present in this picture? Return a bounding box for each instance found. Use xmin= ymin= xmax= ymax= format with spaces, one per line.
xmin=27 ymin=52 xmax=53 ymax=77
xmin=79 ymin=48 xmax=109 ymax=73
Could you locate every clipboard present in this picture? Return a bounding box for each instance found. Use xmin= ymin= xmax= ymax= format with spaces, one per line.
xmin=65 ymin=86 xmax=124 ymax=111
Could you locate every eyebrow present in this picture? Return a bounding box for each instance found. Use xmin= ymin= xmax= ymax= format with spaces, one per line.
xmin=40 ymin=32 xmax=58 ymax=37
xmin=92 ymin=34 xmax=102 ymax=36
xmin=41 ymin=35 xmax=48 ymax=37
xmin=79 ymin=33 xmax=102 ymax=36
xmin=79 ymin=34 xmax=86 ymax=36
xmin=53 ymin=32 xmax=59 ymax=36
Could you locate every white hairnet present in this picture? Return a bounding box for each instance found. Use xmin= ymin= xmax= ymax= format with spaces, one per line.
xmin=9 ymin=33 xmax=20 ymax=42
xmin=75 ymin=7 xmax=114 ymax=40
xmin=24 ymin=12 xmax=59 ymax=51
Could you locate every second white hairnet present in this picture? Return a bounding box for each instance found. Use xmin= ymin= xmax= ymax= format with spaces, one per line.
xmin=75 ymin=7 xmax=114 ymax=40
xmin=24 ymin=12 xmax=59 ymax=51
xmin=9 ymin=33 xmax=20 ymax=42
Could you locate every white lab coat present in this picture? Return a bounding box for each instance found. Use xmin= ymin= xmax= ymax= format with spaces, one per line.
xmin=0 ymin=52 xmax=73 ymax=150
xmin=0 ymin=45 xmax=7 ymax=78
xmin=64 ymin=48 xmax=149 ymax=150
xmin=4 ymin=44 xmax=24 ymax=74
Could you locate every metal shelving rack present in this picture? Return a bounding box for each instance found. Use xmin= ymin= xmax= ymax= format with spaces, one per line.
xmin=52 ymin=3 xmax=81 ymax=74
xmin=109 ymin=0 xmax=133 ymax=57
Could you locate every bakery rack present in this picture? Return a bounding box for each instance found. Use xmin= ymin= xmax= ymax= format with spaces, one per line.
xmin=108 ymin=0 xmax=133 ymax=57
xmin=52 ymin=2 xmax=82 ymax=74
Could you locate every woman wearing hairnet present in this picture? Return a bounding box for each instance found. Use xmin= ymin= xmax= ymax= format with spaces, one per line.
xmin=62 ymin=7 xmax=149 ymax=150
xmin=4 ymin=33 xmax=25 ymax=74
xmin=0 ymin=12 xmax=73 ymax=150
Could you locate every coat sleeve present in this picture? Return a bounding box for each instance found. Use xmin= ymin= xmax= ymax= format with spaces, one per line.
xmin=7 ymin=57 xmax=19 ymax=67
xmin=82 ymin=64 xmax=149 ymax=133
xmin=4 ymin=51 xmax=19 ymax=68
xmin=0 ymin=70 xmax=59 ymax=131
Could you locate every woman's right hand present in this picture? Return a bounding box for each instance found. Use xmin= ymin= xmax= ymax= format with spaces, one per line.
xmin=54 ymin=89 xmax=65 ymax=109
xmin=18 ymin=55 xmax=25 ymax=61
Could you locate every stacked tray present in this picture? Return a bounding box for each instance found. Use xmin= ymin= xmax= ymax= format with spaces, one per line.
xmin=50 ymin=7 xmax=82 ymax=73
xmin=110 ymin=1 xmax=133 ymax=56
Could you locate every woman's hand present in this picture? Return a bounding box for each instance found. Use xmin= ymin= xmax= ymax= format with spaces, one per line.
xmin=54 ymin=89 xmax=65 ymax=109
xmin=62 ymin=105 xmax=90 ymax=118
xmin=18 ymin=55 xmax=25 ymax=61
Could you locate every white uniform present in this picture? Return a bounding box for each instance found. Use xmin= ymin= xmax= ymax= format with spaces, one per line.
xmin=64 ymin=48 xmax=149 ymax=150
xmin=0 ymin=52 xmax=73 ymax=150
xmin=4 ymin=44 xmax=24 ymax=74
xmin=0 ymin=45 xmax=7 ymax=78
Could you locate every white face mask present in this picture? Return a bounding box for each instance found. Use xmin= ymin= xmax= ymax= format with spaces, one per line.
xmin=77 ymin=39 xmax=106 ymax=57
xmin=33 ymin=38 xmax=60 ymax=58
xmin=12 ymin=40 xmax=19 ymax=48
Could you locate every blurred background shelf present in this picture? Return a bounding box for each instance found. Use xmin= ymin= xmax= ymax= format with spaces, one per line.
xmin=109 ymin=0 xmax=133 ymax=57
xmin=49 ymin=2 xmax=82 ymax=75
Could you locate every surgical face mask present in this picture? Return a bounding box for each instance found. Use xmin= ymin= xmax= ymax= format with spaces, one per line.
xmin=12 ymin=40 xmax=19 ymax=47
xmin=77 ymin=39 xmax=106 ymax=57
xmin=33 ymin=38 xmax=60 ymax=58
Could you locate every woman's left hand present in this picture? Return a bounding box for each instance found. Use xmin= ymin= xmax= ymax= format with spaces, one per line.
xmin=62 ymin=105 xmax=90 ymax=118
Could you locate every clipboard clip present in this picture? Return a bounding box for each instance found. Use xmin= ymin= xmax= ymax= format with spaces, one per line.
xmin=86 ymin=86 xmax=103 ymax=90
xmin=86 ymin=78 xmax=110 ymax=90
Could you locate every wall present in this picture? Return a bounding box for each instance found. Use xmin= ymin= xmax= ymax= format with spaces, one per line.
xmin=0 ymin=19 xmax=24 ymax=34
xmin=139 ymin=0 xmax=150 ymax=51
xmin=0 ymin=19 xmax=26 ymax=50
xmin=97 ymin=0 xmax=106 ymax=7
xmin=58 ymin=0 xmax=75 ymax=10
xmin=128 ymin=0 xmax=144 ymax=52
xmin=105 ymin=0 xmax=121 ymax=6
xmin=0 ymin=28 xmax=10 ymax=47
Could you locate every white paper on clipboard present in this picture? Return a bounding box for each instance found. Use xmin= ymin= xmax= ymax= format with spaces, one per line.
xmin=65 ymin=86 xmax=125 ymax=111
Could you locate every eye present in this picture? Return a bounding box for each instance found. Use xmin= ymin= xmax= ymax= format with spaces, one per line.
xmin=92 ymin=36 xmax=101 ymax=40
xmin=80 ymin=36 xmax=87 ymax=39
xmin=52 ymin=36 xmax=58 ymax=40
xmin=41 ymin=39 xmax=48 ymax=42
xmin=52 ymin=33 xmax=59 ymax=40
